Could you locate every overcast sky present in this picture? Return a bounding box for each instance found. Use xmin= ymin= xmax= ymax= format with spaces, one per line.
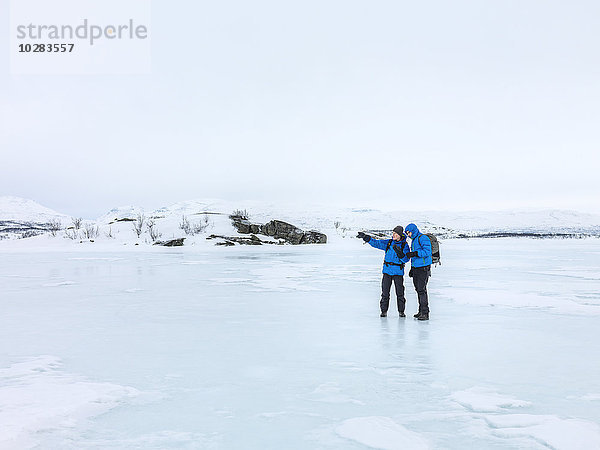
xmin=1 ymin=0 xmax=599 ymax=219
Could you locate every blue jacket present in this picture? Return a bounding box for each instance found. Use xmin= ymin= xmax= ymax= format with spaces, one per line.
xmin=405 ymin=223 xmax=432 ymax=267
xmin=368 ymin=237 xmax=410 ymax=275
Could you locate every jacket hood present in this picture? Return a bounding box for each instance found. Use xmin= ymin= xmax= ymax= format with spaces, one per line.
xmin=405 ymin=223 xmax=420 ymax=237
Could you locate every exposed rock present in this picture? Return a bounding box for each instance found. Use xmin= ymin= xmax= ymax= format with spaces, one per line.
xmin=207 ymin=234 xmax=281 ymax=246
xmin=260 ymin=220 xmax=305 ymax=244
xmin=302 ymin=230 xmax=328 ymax=244
xmin=153 ymin=238 xmax=185 ymax=247
xmin=230 ymin=217 xmax=327 ymax=245
xmin=232 ymin=219 xmax=253 ymax=234
xmin=215 ymin=240 xmax=235 ymax=246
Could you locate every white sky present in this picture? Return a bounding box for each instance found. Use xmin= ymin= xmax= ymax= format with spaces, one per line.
xmin=1 ymin=0 xmax=599 ymax=219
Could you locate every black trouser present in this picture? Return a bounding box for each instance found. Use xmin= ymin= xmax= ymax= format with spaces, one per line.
xmin=381 ymin=274 xmax=405 ymax=314
xmin=412 ymin=265 xmax=431 ymax=315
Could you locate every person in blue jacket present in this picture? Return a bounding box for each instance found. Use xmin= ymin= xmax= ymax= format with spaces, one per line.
xmin=401 ymin=223 xmax=432 ymax=320
xmin=357 ymin=226 xmax=410 ymax=317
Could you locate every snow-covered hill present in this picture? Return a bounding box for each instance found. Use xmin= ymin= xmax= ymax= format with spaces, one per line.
xmin=1 ymin=196 xmax=599 ymax=245
xmin=0 ymin=197 xmax=71 ymax=240
xmin=0 ymin=196 xmax=69 ymax=223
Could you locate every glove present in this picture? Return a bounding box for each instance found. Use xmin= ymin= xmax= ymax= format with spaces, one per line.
xmin=409 ymin=268 xmax=414 ymax=278
xmin=406 ymin=251 xmax=418 ymax=258
xmin=392 ymin=245 xmax=405 ymax=259
xmin=356 ymin=231 xmax=371 ymax=242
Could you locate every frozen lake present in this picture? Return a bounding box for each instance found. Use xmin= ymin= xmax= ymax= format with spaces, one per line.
xmin=1 ymin=238 xmax=600 ymax=449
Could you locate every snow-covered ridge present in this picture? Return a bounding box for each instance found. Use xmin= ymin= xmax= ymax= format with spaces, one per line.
xmin=0 ymin=197 xmax=71 ymax=240
xmin=1 ymin=196 xmax=599 ymax=244
xmin=0 ymin=196 xmax=69 ymax=223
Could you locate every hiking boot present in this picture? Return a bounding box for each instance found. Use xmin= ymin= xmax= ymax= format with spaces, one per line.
xmin=380 ymin=312 xmax=387 ymax=317
xmin=399 ymin=313 xmax=406 ymax=318
xmin=413 ymin=313 xmax=421 ymax=318
xmin=417 ymin=314 xmax=429 ymax=321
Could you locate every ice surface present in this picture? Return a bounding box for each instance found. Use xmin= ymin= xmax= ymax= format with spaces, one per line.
xmin=336 ymin=417 xmax=430 ymax=449
xmin=450 ymin=387 xmax=532 ymax=412
xmin=1 ymin=238 xmax=600 ymax=448
xmin=483 ymin=414 xmax=600 ymax=449
xmin=0 ymin=356 xmax=140 ymax=449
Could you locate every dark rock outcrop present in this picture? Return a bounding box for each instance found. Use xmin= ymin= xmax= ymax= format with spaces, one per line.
xmin=231 ymin=219 xmax=261 ymax=235
xmin=302 ymin=230 xmax=328 ymax=244
xmin=153 ymin=238 xmax=185 ymax=247
xmin=215 ymin=240 xmax=235 ymax=247
xmin=261 ymin=220 xmax=305 ymax=244
xmin=230 ymin=217 xmax=327 ymax=245
xmin=207 ymin=234 xmax=283 ymax=246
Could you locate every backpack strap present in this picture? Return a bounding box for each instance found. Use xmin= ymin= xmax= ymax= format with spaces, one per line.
xmin=387 ymin=239 xmax=406 ymax=253
xmin=385 ymin=239 xmax=392 ymax=252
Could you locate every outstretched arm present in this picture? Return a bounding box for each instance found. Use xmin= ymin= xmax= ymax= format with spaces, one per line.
xmin=367 ymin=238 xmax=389 ymax=251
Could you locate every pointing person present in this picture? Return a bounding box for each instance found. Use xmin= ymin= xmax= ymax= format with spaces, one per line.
xmin=357 ymin=226 xmax=410 ymax=317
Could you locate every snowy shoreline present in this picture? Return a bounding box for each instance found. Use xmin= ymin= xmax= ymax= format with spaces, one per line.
xmin=2 ymin=196 xmax=600 ymax=245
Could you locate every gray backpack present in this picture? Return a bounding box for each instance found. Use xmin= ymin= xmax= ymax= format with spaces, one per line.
xmin=419 ymin=233 xmax=441 ymax=265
